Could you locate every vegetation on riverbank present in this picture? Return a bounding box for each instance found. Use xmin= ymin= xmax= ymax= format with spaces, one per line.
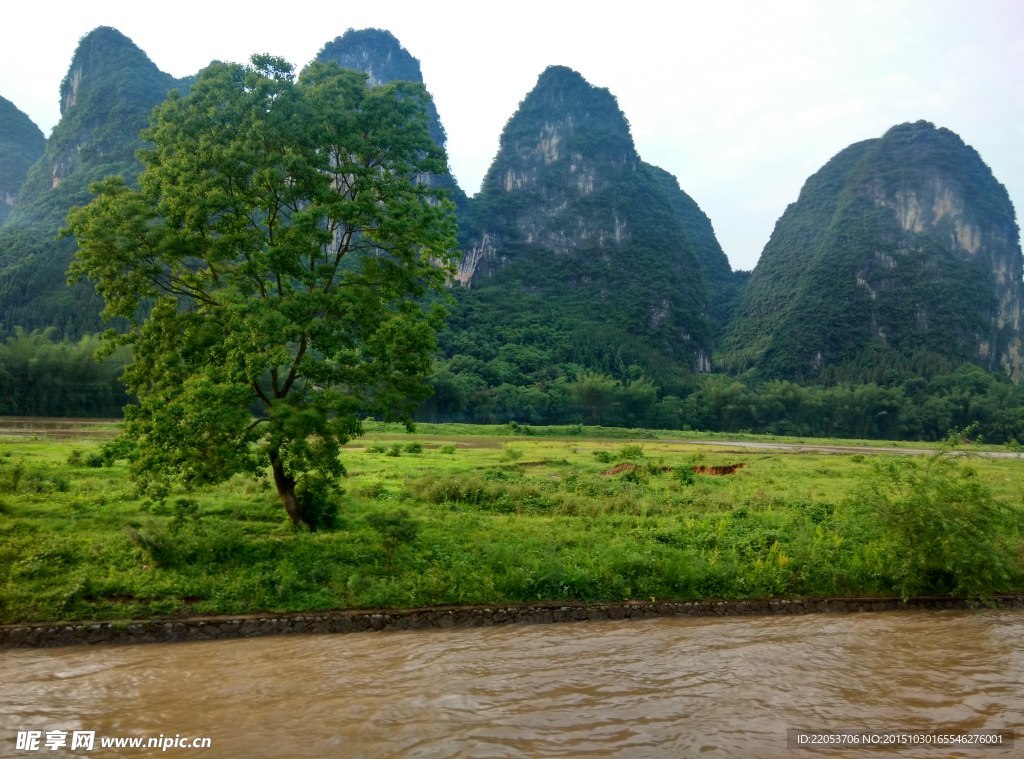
xmin=1 ymin=424 xmax=1022 ymax=624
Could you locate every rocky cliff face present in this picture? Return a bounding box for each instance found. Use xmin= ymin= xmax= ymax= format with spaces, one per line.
xmin=0 ymin=96 xmax=45 ymax=225
xmin=10 ymin=26 xmax=186 ymax=223
xmin=457 ymin=66 xmax=638 ymax=283
xmin=723 ymin=121 xmax=1024 ymax=382
xmin=453 ymin=66 xmax=726 ymax=374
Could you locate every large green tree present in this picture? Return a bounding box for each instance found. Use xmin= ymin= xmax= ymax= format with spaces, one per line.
xmin=65 ymin=55 xmax=458 ymax=527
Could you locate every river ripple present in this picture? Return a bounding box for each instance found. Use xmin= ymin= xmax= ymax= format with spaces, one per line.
xmin=2 ymin=609 xmax=1022 ymax=758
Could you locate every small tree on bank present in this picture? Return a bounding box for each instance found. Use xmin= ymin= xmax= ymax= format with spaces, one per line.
xmin=65 ymin=55 xmax=458 ymax=527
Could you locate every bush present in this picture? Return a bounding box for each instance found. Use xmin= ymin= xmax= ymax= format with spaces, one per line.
xmin=404 ymin=442 xmax=423 ymax=454
xmin=125 ymin=501 xmax=249 ymax=568
xmin=853 ymin=448 xmax=1020 ymax=598
xmin=411 ymin=474 xmax=554 ymax=513
xmin=617 ymin=444 xmax=645 ymax=461
xmin=296 ymin=475 xmax=342 ymax=532
xmin=673 ymin=466 xmax=695 ymax=486
xmin=366 ymin=509 xmax=420 ymax=573
xmin=359 ymin=482 xmax=388 ymax=499
xmin=0 ymin=460 xmax=24 ymax=493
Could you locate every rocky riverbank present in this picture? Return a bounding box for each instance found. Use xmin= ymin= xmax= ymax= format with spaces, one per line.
xmin=4 ymin=595 xmax=1023 ymax=649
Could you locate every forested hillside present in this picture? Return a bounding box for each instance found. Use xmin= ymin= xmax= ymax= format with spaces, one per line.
xmin=0 ymin=96 xmax=45 ymax=225
xmin=420 ymin=65 xmax=741 ymax=424
xmin=0 ymin=27 xmax=190 ymax=336
xmin=722 ymin=121 xmax=1023 ymax=384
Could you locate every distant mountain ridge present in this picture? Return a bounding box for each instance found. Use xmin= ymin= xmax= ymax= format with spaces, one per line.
xmin=0 ymin=26 xmax=1020 ymax=399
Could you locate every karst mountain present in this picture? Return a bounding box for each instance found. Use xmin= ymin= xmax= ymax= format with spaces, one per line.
xmin=0 ymin=26 xmax=1020 ymax=408
xmin=723 ymin=121 xmax=1023 ymax=383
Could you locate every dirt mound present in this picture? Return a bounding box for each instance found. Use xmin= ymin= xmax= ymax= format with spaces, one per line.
xmin=692 ymin=463 xmax=745 ymax=475
xmin=601 ymin=462 xmax=639 ymax=476
xmin=601 ymin=462 xmax=747 ymax=477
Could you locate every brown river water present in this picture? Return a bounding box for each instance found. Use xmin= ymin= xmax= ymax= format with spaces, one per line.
xmin=2 ymin=610 xmax=1022 ymax=758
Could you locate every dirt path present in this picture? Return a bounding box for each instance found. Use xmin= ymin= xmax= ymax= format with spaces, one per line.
xmin=662 ymin=437 xmax=1024 ymax=459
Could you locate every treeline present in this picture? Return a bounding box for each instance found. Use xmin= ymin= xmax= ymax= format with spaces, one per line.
xmin=0 ymin=328 xmax=131 ymax=417
xmin=5 ymin=328 xmax=1024 ymax=443
xmin=418 ymin=362 xmax=1024 ymax=444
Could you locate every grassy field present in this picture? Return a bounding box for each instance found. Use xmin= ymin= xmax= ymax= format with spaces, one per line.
xmin=1 ymin=421 xmax=1022 ymax=624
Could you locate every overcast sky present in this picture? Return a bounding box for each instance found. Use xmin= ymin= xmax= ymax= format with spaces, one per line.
xmin=1 ymin=0 xmax=1021 ymax=271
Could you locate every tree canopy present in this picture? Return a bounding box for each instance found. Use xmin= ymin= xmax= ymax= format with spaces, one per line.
xmin=65 ymin=54 xmax=458 ymax=527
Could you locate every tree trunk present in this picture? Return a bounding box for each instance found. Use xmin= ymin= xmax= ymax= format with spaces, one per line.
xmin=270 ymin=453 xmax=303 ymax=526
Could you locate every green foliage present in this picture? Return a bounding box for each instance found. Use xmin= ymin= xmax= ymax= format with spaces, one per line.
xmin=0 ymin=458 xmax=24 ymax=493
xmin=365 ymin=508 xmax=420 ymax=572
xmin=851 ymin=440 xmax=1020 ymax=598
xmin=0 ymin=429 xmax=1022 ymax=624
xmin=64 ymin=54 xmax=458 ymax=527
xmin=125 ymin=509 xmax=247 ymax=569
xmin=673 ymin=466 xmax=696 ymax=486
xmin=0 ymin=328 xmax=131 ymax=417
xmin=296 ymin=475 xmax=343 ymax=532
xmin=0 ymin=95 xmax=45 ymax=224
xmin=616 ymin=444 xmax=645 ymax=461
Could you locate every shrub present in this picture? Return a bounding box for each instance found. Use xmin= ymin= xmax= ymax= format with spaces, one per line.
xmin=617 ymin=444 xmax=645 ymax=461
xmin=853 ymin=448 xmax=1020 ymax=598
xmin=125 ymin=501 xmax=249 ymax=568
xmin=366 ymin=509 xmax=420 ymax=573
xmin=673 ymin=466 xmax=695 ymax=486
xmin=296 ymin=475 xmax=343 ymax=532
xmin=359 ymin=482 xmax=388 ymax=500
xmin=0 ymin=460 xmax=24 ymax=493
xmin=411 ymin=474 xmax=554 ymax=513
xmin=404 ymin=442 xmax=423 ymax=454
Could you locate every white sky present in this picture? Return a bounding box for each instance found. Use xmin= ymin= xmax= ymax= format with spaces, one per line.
xmin=1 ymin=0 xmax=1021 ymax=271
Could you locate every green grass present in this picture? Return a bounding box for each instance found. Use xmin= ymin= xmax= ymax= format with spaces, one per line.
xmin=1 ymin=424 xmax=1022 ymax=624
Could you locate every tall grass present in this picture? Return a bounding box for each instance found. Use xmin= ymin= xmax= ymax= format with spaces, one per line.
xmin=1 ymin=428 xmax=1022 ymax=623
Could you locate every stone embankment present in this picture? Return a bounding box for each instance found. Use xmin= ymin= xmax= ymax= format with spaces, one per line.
xmin=4 ymin=596 xmax=1023 ymax=649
